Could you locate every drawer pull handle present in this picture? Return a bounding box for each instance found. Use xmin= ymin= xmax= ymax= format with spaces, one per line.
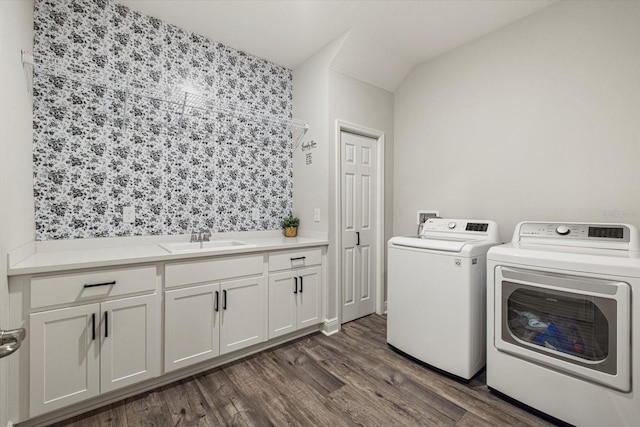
xmin=294 ymin=277 xmax=298 ymax=294
xmin=290 ymin=256 xmax=306 ymax=261
xmin=104 ymin=311 xmax=108 ymax=338
xmin=299 ymin=276 xmax=303 ymax=293
xmin=83 ymin=280 xmax=116 ymax=288
xmin=223 ymin=290 xmax=227 ymax=310
xmin=91 ymin=313 xmax=96 ymax=341
xmin=214 ymin=291 xmax=219 ymax=312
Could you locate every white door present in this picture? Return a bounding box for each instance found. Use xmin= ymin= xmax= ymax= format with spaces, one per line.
xmin=30 ymin=304 xmax=100 ymax=417
xmin=164 ymin=284 xmax=220 ymax=372
xmin=341 ymin=131 xmax=377 ymax=323
xmin=101 ymin=294 xmax=159 ymax=392
xmin=220 ymin=276 xmax=266 ymax=355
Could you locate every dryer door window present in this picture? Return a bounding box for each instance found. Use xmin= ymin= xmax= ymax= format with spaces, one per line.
xmin=505 ymin=286 xmax=613 ymax=369
xmin=494 ymin=266 xmax=631 ymax=392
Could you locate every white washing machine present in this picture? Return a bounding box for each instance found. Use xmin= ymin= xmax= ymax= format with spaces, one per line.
xmin=387 ymin=218 xmax=501 ymax=380
xmin=487 ymin=221 xmax=640 ymax=426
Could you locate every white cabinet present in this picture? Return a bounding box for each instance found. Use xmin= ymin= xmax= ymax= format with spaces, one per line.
xmin=163 ymin=255 xmax=267 ymax=373
xmin=296 ymin=268 xmax=322 ymax=328
xmin=220 ymin=275 xmax=266 ymax=355
xmin=29 ymin=293 xmax=159 ymax=417
xmin=29 ymin=305 xmax=99 ymax=416
xmin=269 ymin=267 xmax=321 ymax=339
xmin=164 ymin=284 xmax=220 ymax=372
xmin=268 ymin=248 xmax=323 ymax=339
xmin=11 ymin=244 xmax=326 ymax=424
xmin=100 ymin=294 xmax=159 ymax=393
xmin=28 ymin=266 xmax=159 ymax=417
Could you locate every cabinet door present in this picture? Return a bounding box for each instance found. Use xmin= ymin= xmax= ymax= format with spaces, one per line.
xmin=30 ymin=304 xmax=100 ymax=417
xmin=268 ymin=272 xmax=297 ymax=339
xmin=220 ymin=276 xmax=266 ymax=355
xmin=100 ymin=294 xmax=160 ymax=393
xmin=164 ymin=284 xmax=220 ymax=372
xmin=296 ymin=267 xmax=322 ymax=329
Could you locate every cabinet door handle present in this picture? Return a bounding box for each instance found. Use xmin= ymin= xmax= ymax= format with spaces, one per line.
xmin=299 ymin=276 xmax=303 ymax=293
xmin=83 ymin=280 xmax=116 ymax=288
xmin=356 ymin=231 xmax=360 ymax=246
xmin=104 ymin=311 xmax=108 ymax=338
xmin=214 ymin=291 xmax=219 ymax=312
xmin=290 ymin=256 xmax=306 ymax=261
xmin=294 ymin=277 xmax=298 ymax=294
xmin=223 ymin=290 xmax=227 ymax=310
xmin=91 ymin=313 xmax=96 ymax=341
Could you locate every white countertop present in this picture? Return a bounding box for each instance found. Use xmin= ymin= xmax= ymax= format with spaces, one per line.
xmin=8 ymin=235 xmax=328 ymax=276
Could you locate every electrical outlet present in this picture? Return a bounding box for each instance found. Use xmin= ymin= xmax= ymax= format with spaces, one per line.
xmin=314 ymin=208 xmax=320 ymax=222
xmin=123 ymin=206 xmax=135 ymax=224
xmin=251 ymin=208 xmax=260 ymax=221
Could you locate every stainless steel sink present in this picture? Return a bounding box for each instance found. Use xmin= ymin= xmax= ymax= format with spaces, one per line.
xmin=159 ymin=240 xmax=255 ymax=253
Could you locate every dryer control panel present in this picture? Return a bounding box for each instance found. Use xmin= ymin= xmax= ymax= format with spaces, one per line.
xmin=519 ymin=222 xmax=630 ymax=242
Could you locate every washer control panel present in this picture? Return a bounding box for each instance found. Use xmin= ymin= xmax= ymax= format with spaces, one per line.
xmin=423 ymin=219 xmax=492 ymax=234
xmin=519 ymin=222 xmax=630 ymax=242
xmin=420 ymin=218 xmax=501 ymax=243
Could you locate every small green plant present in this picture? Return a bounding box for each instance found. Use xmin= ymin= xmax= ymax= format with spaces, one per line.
xmin=281 ymin=214 xmax=300 ymax=228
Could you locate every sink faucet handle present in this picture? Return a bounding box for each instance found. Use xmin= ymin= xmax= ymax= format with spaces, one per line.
xmin=202 ymin=229 xmax=211 ymax=241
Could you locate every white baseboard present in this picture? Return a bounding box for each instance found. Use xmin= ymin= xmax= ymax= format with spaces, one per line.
xmin=321 ymin=317 xmax=340 ymax=336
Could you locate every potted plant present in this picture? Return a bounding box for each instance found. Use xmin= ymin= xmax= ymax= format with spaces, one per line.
xmin=281 ymin=213 xmax=300 ymax=237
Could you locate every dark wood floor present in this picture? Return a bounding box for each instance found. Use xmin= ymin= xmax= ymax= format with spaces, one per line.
xmin=53 ymin=315 xmax=554 ymax=426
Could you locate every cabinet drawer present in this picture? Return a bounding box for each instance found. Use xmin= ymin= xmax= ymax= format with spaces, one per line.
xmin=268 ymin=248 xmax=322 ymax=272
xmin=31 ymin=266 xmax=156 ymax=309
xmin=165 ymin=254 xmax=265 ymax=288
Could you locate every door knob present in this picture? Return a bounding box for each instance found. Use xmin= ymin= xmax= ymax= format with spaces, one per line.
xmin=0 ymin=328 xmax=26 ymax=358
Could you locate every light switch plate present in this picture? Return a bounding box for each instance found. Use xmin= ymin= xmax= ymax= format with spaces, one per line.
xmin=123 ymin=206 xmax=135 ymax=223
xmin=252 ymin=208 xmax=260 ymax=221
xmin=314 ymin=208 xmax=320 ymax=222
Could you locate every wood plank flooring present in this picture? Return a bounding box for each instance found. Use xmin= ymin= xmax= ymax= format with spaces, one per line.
xmin=52 ymin=315 xmax=555 ymax=427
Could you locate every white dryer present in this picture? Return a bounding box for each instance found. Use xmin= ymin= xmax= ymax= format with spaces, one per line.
xmin=487 ymin=221 xmax=640 ymax=426
xmin=387 ymin=218 xmax=501 ymax=380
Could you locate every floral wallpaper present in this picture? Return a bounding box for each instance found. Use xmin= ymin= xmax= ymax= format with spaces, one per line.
xmin=32 ymin=0 xmax=293 ymax=240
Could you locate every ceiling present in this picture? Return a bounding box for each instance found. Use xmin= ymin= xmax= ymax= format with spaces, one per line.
xmin=117 ymin=0 xmax=557 ymax=92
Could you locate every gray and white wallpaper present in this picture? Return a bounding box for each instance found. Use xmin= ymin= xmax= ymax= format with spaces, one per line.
xmin=32 ymin=0 xmax=294 ymax=240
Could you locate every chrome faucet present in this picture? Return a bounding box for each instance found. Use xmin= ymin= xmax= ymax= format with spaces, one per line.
xmin=190 ymin=229 xmax=211 ymax=244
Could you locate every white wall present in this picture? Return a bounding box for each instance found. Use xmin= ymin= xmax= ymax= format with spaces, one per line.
xmin=0 ymin=1 xmax=35 ymax=425
xmin=328 ymin=71 xmax=394 ymax=313
xmin=394 ymin=0 xmax=640 ymax=242
xmin=292 ymin=35 xmax=346 ymax=234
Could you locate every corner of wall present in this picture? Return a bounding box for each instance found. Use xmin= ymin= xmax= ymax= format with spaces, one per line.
xmin=291 ymin=32 xmax=349 ymax=234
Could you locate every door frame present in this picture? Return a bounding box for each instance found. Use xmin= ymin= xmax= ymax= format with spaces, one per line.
xmin=334 ymin=120 xmax=385 ymax=325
